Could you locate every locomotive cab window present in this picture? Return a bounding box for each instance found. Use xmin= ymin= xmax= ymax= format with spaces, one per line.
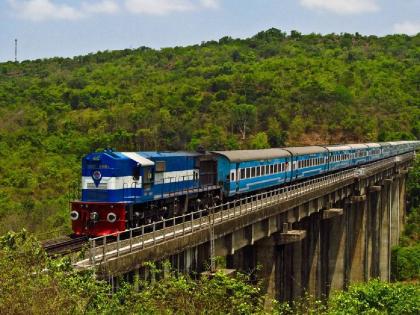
xmin=133 ymin=164 xmax=141 ymax=180
xmin=155 ymin=161 xmax=166 ymax=172
xmin=143 ymin=166 xmax=153 ymax=184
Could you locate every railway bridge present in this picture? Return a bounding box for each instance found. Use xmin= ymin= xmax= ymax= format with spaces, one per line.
xmin=75 ymin=152 xmax=414 ymax=301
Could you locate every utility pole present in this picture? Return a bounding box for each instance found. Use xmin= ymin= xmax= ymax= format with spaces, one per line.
xmin=14 ymin=38 xmax=18 ymax=62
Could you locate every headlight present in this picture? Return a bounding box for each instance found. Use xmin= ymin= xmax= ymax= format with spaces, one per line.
xmin=70 ymin=211 xmax=79 ymax=221
xmin=107 ymin=212 xmax=117 ymax=223
xmin=90 ymin=212 xmax=99 ymax=222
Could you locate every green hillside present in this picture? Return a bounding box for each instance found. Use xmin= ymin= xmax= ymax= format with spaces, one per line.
xmin=0 ymin=28 xmax=419 ymax=235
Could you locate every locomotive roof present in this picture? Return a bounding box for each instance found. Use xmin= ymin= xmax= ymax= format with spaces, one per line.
xmin=138 ymin=151 xmax=201 ymax=158
xmin=283 ymin=146 xmax=327 ymax=155
xmin=212 ymin=149 xmax=291 ymax=163
xmin=119 ymin=152 xmax=154 ymax=166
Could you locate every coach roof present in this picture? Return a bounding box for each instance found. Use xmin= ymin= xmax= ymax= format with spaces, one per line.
xmin=284 ymin=146 xmax=328 ymax=155
xmin=212 ymin=149 xmax=291 ymax=163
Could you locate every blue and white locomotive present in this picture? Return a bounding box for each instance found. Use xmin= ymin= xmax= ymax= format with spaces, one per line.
xmin=71 ymin=141 xmax=420 ymax=236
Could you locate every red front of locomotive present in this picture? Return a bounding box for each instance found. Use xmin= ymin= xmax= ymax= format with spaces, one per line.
xmin=70 ymin=201 xmax=126 ymax=236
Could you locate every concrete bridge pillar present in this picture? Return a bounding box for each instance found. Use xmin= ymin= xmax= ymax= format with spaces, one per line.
xmin=277 ymin=223 xmax=306 ymax=302
xmin=399 ymin=176 xmax=406 ymax=232
xmin=320 ymin=200 xmax=347 ymax=296
xmin=348 ymin=195 xmax=368 ymax=284
xmin=367 ymin=187 xmax=381 ymax=278
xmin=300 ymin=213 xmax=322 ymax=298
xmin=379 ymin=180 xmax=391 ymax=281
xmin=254 ymin=237 xmax=279 ymax=305
xmin=390 ymin=178 xmax=400 ymax=247
xmin=278 ymin=240 xmax=293 ymax=301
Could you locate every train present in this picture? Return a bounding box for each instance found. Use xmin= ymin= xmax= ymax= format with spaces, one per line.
xmin=71 ymin=141 xmax=420 ymax=236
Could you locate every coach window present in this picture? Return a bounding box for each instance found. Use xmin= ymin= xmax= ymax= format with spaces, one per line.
xmin=246 ymin=168 xmax=251 ymax=179
xmin=270 ymin=165 xmax=274 ymax=174
xmin=240 ymin=168 xmax=245 ymax=180
xmin=231 ymin=172 xmax=235 ymax=181
xmin=261 ymin=166 xmax=265 ymax=175
xmin=256 ymin=166 xmax=261 ymax=176
xmin=251 ymin=167 xmax=256 ymax=177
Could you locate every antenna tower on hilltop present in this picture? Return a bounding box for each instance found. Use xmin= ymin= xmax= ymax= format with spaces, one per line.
xmin=15 ymin=38 xmax=18 ymax=62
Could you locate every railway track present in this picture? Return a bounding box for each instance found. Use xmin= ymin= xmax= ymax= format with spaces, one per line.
xmin=42 ymin=236 xmax=88 ymax=255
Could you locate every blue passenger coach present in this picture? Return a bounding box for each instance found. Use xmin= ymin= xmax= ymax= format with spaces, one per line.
xmin=213 ymin=149 xmax=291 ymax=197
xmin=365 ymin=143 xmax=382 ymax=162
xmin=324 ymin=145 xmax=352 ymax=172
xmin=285 ymin=146 xmax=328 ymax=180
xmin=349 ymin=144 xmax=369 ymax=165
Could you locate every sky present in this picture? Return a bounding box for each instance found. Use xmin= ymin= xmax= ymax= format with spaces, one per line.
xmin=0 ymin=0 xmax=419 ymax=62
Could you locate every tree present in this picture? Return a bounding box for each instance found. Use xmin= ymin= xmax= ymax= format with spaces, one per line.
xmin=250 ymin=132 xmax=270 ymax=149
xmin=231 ymin=104 xmax=257 ymax=140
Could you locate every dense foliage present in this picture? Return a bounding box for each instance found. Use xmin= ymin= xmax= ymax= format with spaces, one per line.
xmin=1 ymin=230 xmax=418 ymax=314
xmin=0 ymin=29 xmax=419 ymax=235
xmin=327 ymin=280 xmax=419 ymax=315
xmin=275 ymin=280 xmax=420 ymax=315
xmin=0 ymin=230 xmax=265 ymax=314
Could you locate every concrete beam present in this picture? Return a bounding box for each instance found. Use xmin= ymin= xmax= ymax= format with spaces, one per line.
xmin=369 ymin=186 xmax=382 ymax=192
xmin=322 ymin=208 xmax=343 ymax=220
xmin=347 ymin=195 xmax=367 ymax=204
xmin=277 ymin=230 xmax=306 ymax=245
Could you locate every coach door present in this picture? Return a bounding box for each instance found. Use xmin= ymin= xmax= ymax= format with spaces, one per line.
xmin=198 ymin=157 xmax=217 ymax=186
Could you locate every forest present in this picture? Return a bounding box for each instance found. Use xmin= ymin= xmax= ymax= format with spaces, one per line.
xmin=0 ymin=28 xmax=419 ymax=235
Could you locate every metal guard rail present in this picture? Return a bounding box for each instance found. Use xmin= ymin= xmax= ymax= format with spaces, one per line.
xmin=86 ymin=153 xmax=413 ymax=265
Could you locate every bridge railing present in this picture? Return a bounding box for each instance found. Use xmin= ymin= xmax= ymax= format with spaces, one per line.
xmin=86 ymin=153 xmax=413 ymax=265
